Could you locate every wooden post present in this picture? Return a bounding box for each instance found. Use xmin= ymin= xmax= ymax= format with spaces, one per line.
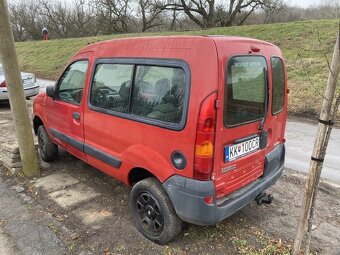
xmin=293 ymin=29 xmax=340 ymax=254
xmin=0 ymin=0 xmax=40 ymax=176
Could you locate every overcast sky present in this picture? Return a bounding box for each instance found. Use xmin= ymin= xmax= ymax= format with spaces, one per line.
xmin=287 ymin=0 xmax=320 ymax=8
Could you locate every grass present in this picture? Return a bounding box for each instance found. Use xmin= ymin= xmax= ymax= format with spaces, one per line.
xmin=15 ymin=19 xmax=340 ymax=117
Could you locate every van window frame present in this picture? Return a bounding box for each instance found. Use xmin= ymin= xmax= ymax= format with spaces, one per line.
xmin=88 ymin=58 xmax=191 ymax=131
xmin=271 ymin=56 xmax=285 ymax=115
xmin=55 ymin=59 xmax=89 ymax=106
xmin=223 ymin=54 xmax=269 ymax=128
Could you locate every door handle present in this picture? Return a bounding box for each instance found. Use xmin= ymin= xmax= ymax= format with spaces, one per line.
xmin=72 ymin=112 xmax=80 ymax=120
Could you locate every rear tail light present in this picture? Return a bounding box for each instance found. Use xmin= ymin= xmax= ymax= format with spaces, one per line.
xmin=194 ymin=92 xmax=217 ymax=181
xmin=0 ymin=81 xmax=6 ymax=87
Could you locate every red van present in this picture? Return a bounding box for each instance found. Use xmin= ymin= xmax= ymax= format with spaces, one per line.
xmin=33 ymin=36 xmax=287 ymax=244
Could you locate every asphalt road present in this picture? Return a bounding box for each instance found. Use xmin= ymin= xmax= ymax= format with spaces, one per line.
xmin=36 ymin=78 xmax=340 ymax=184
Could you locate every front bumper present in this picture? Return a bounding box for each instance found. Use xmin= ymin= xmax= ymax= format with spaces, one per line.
xmin=0 ymin=84 xmax=40 ymax=100
xmin=163 ymin=144 xmax=285 ymax=225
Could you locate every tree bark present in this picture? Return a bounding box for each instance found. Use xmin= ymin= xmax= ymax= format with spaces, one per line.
xmin=293 ymin=29 xmax=340 ymax=255
xmin=0 ymin=0 xmax=40 ymax=177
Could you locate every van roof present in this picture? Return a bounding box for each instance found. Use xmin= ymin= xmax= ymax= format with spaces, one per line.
xmin=78 ymin=35 xmax=277 ymax=55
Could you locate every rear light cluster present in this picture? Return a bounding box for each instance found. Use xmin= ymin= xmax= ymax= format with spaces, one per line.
xmin=0 ymin=80 xmax=6 ymax=87
xmin=194 ymin=92 xmax=217 ymax=181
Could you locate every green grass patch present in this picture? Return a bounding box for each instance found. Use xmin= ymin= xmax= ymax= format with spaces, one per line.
xmin=15 ymin=19 xmax=340 ymax=117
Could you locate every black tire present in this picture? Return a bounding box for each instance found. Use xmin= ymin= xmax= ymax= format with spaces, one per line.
xmin=130 ymin=177 xmax=183 ymax=244
xmin=37 ymin=125 xmax=58 ymax=162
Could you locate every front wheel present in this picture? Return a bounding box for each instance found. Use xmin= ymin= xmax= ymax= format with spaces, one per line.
xmin=130 ymin=177 xmax=182 ymax=244
xmin=37 ymin=125 xmax=58 ymax=162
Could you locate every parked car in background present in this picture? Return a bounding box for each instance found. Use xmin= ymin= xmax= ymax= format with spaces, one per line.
xmin=33 ymin=36 xmax=288 ymax=244
xmin=0 ymin=64 xmax=40 ymax=101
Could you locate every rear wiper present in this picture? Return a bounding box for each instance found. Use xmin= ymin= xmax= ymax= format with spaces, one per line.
xmin=259 ymin=68 xmax=268 ymax=131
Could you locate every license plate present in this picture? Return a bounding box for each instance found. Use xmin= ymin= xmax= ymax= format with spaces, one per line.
xmin=23 ymin=78 xmax=32 ymax=84
xmin=225 ymin=136 xmax=260 ymax=162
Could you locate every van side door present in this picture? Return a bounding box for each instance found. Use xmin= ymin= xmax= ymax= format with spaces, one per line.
xmin=45 ymin=52 xmax=93 ymax=161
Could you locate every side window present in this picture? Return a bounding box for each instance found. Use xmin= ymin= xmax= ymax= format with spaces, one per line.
xmin=271 ymin=57 xmax=285 ymax=114
xmin=58 ymin=60 xmax=88 ymax=104
xmin=90 ymin=64 xmax=134 ymax=113
xmin=130 ymin=66 xmax=185 ymax=123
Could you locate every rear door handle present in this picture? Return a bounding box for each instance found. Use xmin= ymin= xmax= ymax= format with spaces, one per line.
xmin=72 ymin=112 xmax=80 ymax=120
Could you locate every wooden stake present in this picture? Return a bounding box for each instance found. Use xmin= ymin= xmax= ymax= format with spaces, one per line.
xmin=0 ymin=0 xmax=40 ymax=176
xmin=293 ymin=28 xmax=340 ymax=254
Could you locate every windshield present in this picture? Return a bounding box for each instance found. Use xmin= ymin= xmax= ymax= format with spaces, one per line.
xmin=224 ymin=56 xmax=267 ymax=126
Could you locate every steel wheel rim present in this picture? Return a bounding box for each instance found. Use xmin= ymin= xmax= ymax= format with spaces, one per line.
xmin=136 ymin=191 xmax=164 ymax=235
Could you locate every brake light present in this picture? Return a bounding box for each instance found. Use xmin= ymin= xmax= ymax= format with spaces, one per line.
xmin=194 ymin=92 xmax=217 ymax=180
xmin=0 ymin=81 xmax=6 ymax=87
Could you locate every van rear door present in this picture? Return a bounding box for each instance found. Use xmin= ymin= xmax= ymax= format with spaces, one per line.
xmin=213 ymin=54 xmax=269 ymax=200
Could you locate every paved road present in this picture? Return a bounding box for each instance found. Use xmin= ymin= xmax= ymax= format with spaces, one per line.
xmin=35 ymin=78 xmax=340 ymax=184
xmin=285 ymin=120 xmax=340 ymax=184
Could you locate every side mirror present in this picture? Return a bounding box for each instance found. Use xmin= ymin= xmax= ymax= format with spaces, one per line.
xmin=46 ymin=85 xmax=56 ymax=99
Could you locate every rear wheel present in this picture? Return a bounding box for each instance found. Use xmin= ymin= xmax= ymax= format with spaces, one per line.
xmin=130 ymin=177 xmax=182 ymax=244
xmin=37 ymin=125 xmax=58 ymax=162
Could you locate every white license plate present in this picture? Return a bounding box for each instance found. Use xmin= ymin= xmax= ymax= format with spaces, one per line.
xmin=23 ymin=78 xmax=32 ymax=84
xmin=225 ymin=136 xmax=260 ymax=162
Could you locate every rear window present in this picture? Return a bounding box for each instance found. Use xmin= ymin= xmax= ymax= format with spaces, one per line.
xmin=224 ymin=56 xmax=267 ymax=126
xmin=271 ymin=57 xmax=285 ymax=114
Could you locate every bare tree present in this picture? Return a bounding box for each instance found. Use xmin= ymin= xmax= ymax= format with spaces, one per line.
xmin=9 ymin=0 xmax=42 ymax=41
xmin=94 ymin=0 xmax=132 ymax=34
xmin=155 ymin=0 xmax=283 ymax=29
xmin=155 ymin=0 xmax=216 ymax=29
xmin=138 ymin=0 xmax=164 ymax=32
xmin=38 ymin=0 xmax=98 ymax=38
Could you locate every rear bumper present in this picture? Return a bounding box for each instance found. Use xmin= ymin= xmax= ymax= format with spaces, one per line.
xmin=163 ymin=144 xmax=285 ymax=225
xmin=0 ymin=84 xmax=40 ymax=100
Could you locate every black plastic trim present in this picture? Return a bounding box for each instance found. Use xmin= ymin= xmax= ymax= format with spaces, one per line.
xmin=50 ymin=128 xmax=84 ymax=152
xmin=84 ymin=144 xmax=122 ymax=169
xmin=87 ymin=58 xmax=191 ymax=131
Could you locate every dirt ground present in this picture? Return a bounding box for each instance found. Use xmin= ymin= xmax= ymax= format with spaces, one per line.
xmin=0 ymin=101 xmax=340 ymax=255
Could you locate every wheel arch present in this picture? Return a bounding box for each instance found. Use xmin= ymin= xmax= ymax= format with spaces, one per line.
xmin=33 ymin=116 xmax=44 ymax=135
xmin=128 ymin=167 xmax=157 ymax=186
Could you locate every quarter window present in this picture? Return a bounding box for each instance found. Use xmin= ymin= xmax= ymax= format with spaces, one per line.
xmin=90 ymin=63 xmax=186 ymax=125
xmin=224 ymin=56 xmax=267 ymax=126
xmin=58 ymin=60 xmax=88 ymax=104
xmin=271 ymin=57 xmax=285 ymax=114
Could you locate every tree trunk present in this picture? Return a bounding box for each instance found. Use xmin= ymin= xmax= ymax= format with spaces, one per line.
xmin=293 ymin=29 xmax=340 ymax=255
xmin=0 ymin=0 xmax=40 ymax=177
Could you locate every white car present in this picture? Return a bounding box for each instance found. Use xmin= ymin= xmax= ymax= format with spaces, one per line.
xmin=0 ymin=64 xmax=40 ymax=101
